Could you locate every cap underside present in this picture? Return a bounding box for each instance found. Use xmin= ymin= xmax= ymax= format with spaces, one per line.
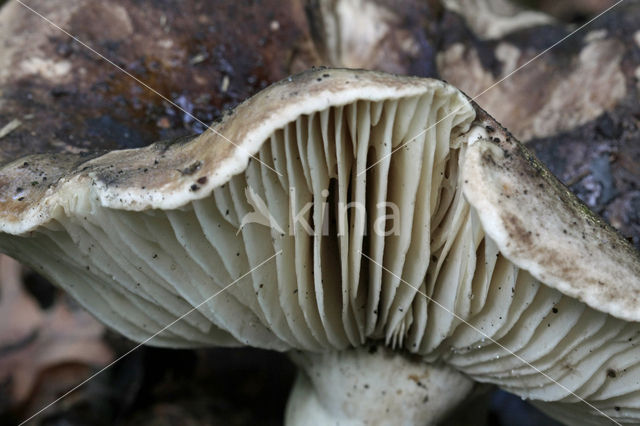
xmin=1 ymin=69 xmax=639 ymax=424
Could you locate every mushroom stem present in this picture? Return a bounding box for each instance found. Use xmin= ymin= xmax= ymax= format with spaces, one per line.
xmin=286 ymin=346 xmax=474 ymax=425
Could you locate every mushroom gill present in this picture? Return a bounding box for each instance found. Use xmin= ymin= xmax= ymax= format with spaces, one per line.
xmin=1 ymin=69 xmax=639 ymax=425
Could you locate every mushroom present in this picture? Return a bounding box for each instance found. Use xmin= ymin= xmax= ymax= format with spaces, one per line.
xmin=1 ymin=69 xmax=639 ymax=425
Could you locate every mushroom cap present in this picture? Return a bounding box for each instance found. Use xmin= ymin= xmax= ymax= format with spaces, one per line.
xmin=463 ymin=109 xmax=640 ymax=322
xmin=2 ymin=69 xmax=473 ymax=351
xmin=0 ymin=70 xmax=444 ymax=231
xmin=1 ymin=68 xmax=639 ymax=423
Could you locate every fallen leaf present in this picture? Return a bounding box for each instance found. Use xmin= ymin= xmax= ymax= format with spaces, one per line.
xmin=0 ymin=255 xmax=114 ymax=409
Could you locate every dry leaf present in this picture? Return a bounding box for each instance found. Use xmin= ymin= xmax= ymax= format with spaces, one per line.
xmin=0 ymin=255 xmax=113 ymax=408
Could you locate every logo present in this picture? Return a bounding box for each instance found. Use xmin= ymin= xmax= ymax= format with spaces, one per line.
xmin=237 ymin=185 xmax=400 ymax=237
xmin=237 ymin=186 xmax=285 ymax=235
